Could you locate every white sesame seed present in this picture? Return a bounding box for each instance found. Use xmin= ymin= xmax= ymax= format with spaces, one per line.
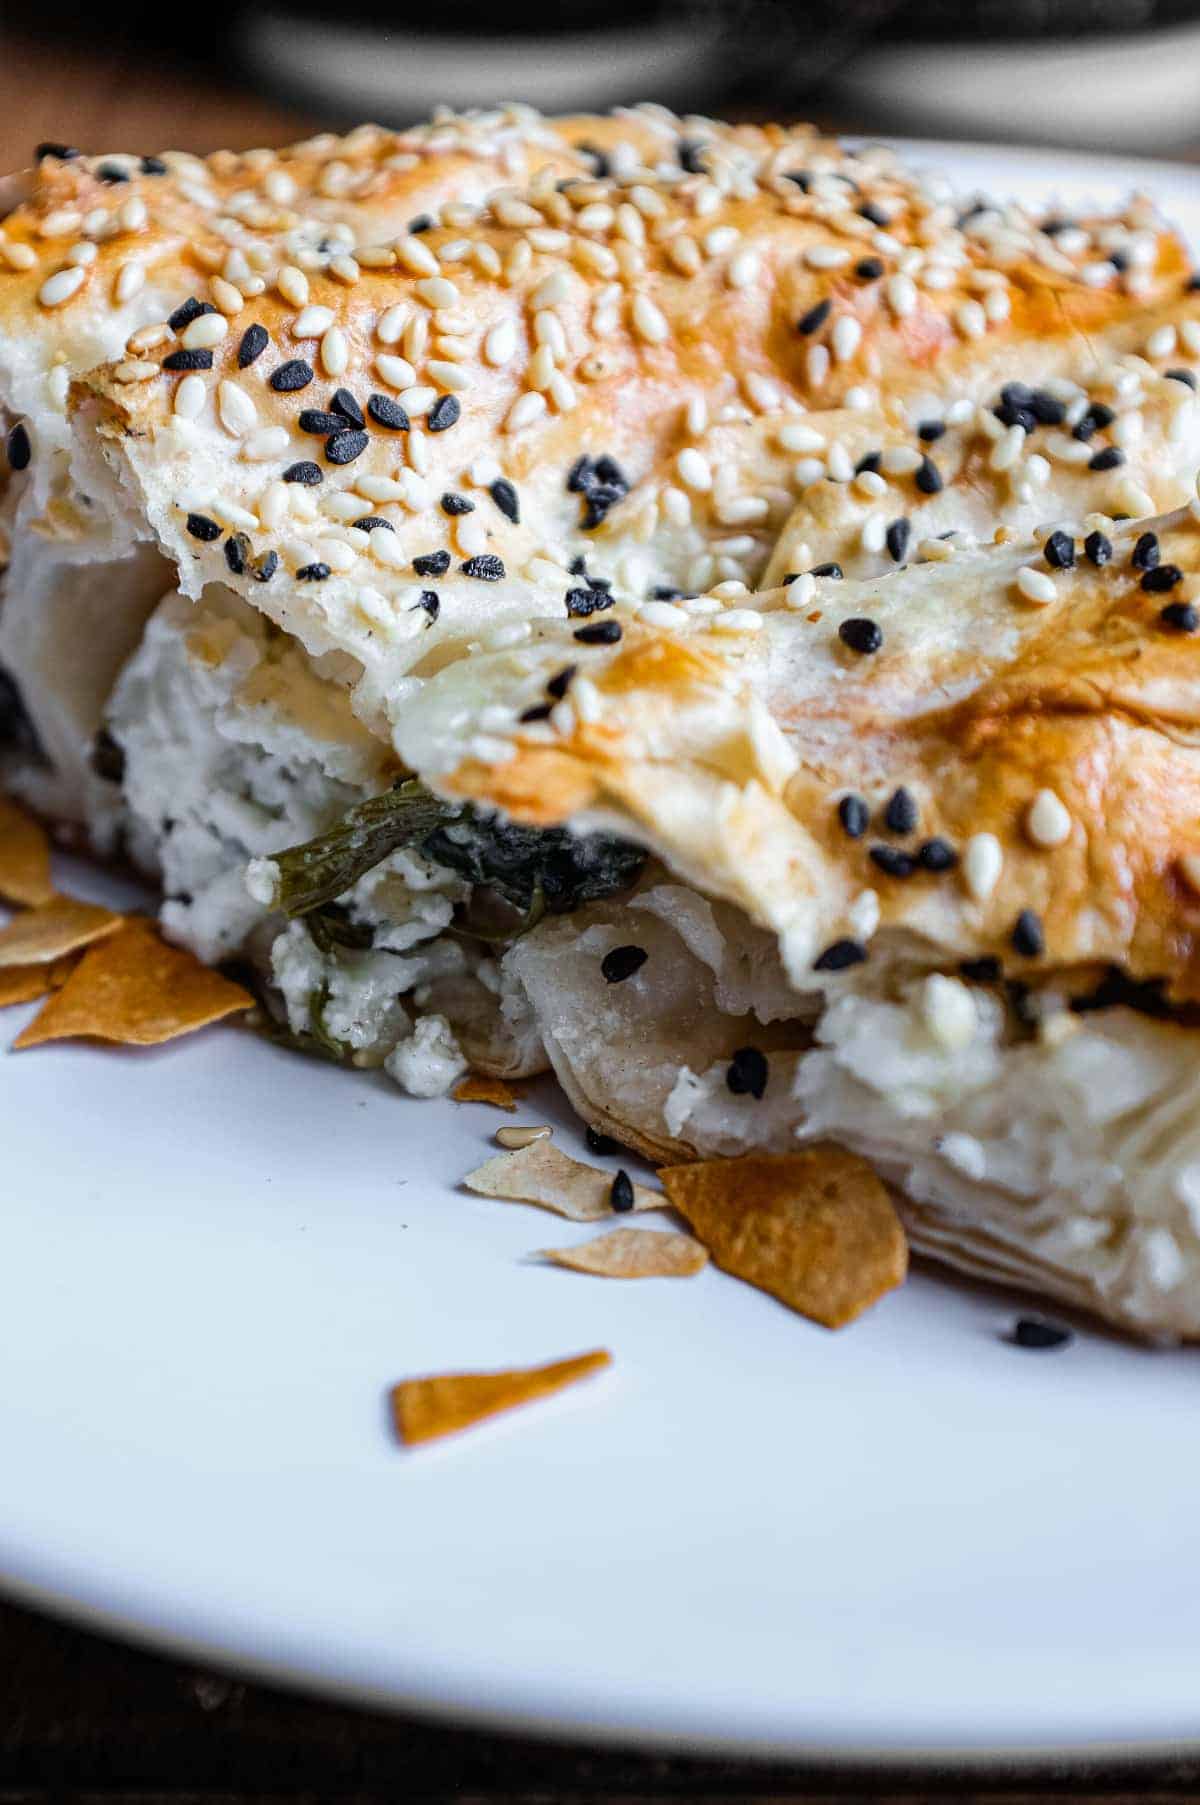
xmin=483 ymin=318 xmax=518 ymax=367
xmin=826 ymin=441 xmax=853 ymax=483
xmin=984 ymin=287 xmax=1011 ymax=324
xmin=1026 ymin=789 xmax=1072 ymax=848
xmin=208 ymin=275 xmax=243 ymax=315
xmin=369 ymin=527 xmax=407 ymax=567
xmin=879 ymin=445 xmax=922 ymax=475
xmin=662 ymin=485 xmax=691 ymax=526
xmin=39 ymin=207 xmax=82 ymax=238
xmin=407 ymin=428 xmax=429 ymax=473
xmin=805 ymin=244 xmax=850 ymax=270
xmin=963 ymin=831 xmax=1003 ymax=902
xmin=990 ymin=423 xmax=1025 ymax=472
xmin=710 ymin=608 xmax=764 ymax=634
xmin=415 ymin=276 xmax=458 ymax=309
xmin=1181 ymin=320 xmax=1200 ymax=356
xmin=534 ymin=309 xmax=567 ymax=356
xmin=639 ymin=600 xmax=689 ymax=627
xmin=632 ymin=293 xmax=669 ymax=344
xmin=727 ymin=249 xmax=760 ymax=290
xmin=173 ymin=374 xmax=206 ymax=420
xmin=114 ymin=260 xmax=144 ymax=303
xmin=507 ymin=391 xmax=546 ymax=432
xmin=457 ymin=514 xmax=489 ymax=557
xmin=38 ymin=265 xmax=86 ymax=308
xmin=792 ymin=457 xmax=825 ymax=487
xmin=398 ymin=385 xmax=436 ymax=414
xmin=396 ymin=237 xmax=439 ymax=277
xmin=242 ymin=427 xmax=289 ymax=461
xmin=860 ymin=512 xmax=887 ymax=553
xmin=276 ymin=265 xmax=309 ymax=306
xmin=955 ymin=299 xmax=987 ymax=340
xmin=113 ymin=359 xmax=157 ymax=383
xmin=1 ymin=240 xmax=36 ymax=271
xmin=218 ymin=380 xmax=257 ymax=437
xmin=427 ymin=358 xmax=471 ymax=391
xmin=260 ymin=482 xmax=289 ymax=529
xmin=1145 ymin=324 xmax=1177 ymax=360
xmin=1016 ymin=565 xmax=1057 ymax=605
xmin=806 ymin=343 xmax=830 ymax=387
xmin=291 ymin=304 xmax=333 ymax=339
xmin=832 ymin=315 xmax=862 ymax=363
xmin=66 ymin=240 xmax=96 ymax=267
xmin=778 ymin=422 xmax=825 ymax=453
xmin=784 ymin=572 xmax=817 ymax=608
xmin=717 ymin=496 xmax=769 ymax=525
xmin=376 ymin=304 xmax=408 ymax=345
xmin=532 ymin=269 xmax=571 ymax=308
xmin=854 ymin=469 xmax=888 ymax=499
xmin=319 ymin=326 xmax=348 ymax=376
xmin=676 ymin=447 xmax=712 ymax=491
xmin=182 ymin=311 xmax=229 ymax=350
xmin=357 ymin=475 xmax=405 ymax=503
xmin=885 ymin=273 xmax=917 ymax=317
xmin=118 ymin=196 xmax=147 ymax=232
xmin=375 ymin=353 xmax=416 ymax=389
xmin=921 ymin=974 xmax=977 ymax=1051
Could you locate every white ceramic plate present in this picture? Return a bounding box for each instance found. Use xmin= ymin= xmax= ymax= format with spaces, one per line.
xmin=4 ymin=141 xmax=1200 ymax=1765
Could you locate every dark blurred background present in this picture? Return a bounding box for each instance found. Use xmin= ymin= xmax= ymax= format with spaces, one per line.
xmin=3 ymin=0 xmax=1200 ymax=170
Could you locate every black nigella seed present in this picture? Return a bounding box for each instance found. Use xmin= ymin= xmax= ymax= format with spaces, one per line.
xmin=574 ymin=619 xmax=622 ymax=645
xmin=1160 ymin=601 xmax=1199 ymax=632
xmin=297 ymin=562 xmax=331 ymax=582
xmin=1009 ymin=1316 xmax=1073 ymax=1351
xmin=576 ymin=141 xmax=611 ymax=178
xmin=462 ymin=553 xmax=505 ymax=581
xmin=797 ymin=298 xmax=832 ymax=336
xmin=883 ymin=787 xmax=918 ymax=835
xmin=519 ymin=703 xmax=553 ymax=723
xmin=367 ymin=393 xmax=410 ymax=431
xmin=141 ymin=155 xmax=168 ymax=175
xmin=1044 ymin=530 xmax=1075 ymax=571
xmin=915 ymin=455 xmax=943 ymax=495
xmin=417 ymin=591 xmax=440 ymax=621
xmin=1109 ymin=249 xmax=1129 ymax=273
xmin=810 ymin=561 xmax=843 ymax=579
xmin=918 ymin=837 xmax=957 ymax=872
xmin=601 ymin=944 xmax=647 ymax=984
xmin=857 ymin=200 xmax=889 ymax=227
xmin=838 ymin=794 xmax=869 ymax=838
xmin=223 ymin=532 xmax=250 ymax=575
xmin=96 ymin=162 xmax=129 ymax=183
xmin=855 ymin=256 xmax=885 ymax=281
xmin=270 ymin=360 xmax=314 ymax=393
xmin=185 ymin=512 xmax=221 ymax=542
xmin=546 ymin=664 xmax=577 ymax=700
xmin=677 ymin=139 xmax=709 ymax=175
xmin=610 ymin=1169 xmax=635 ymax=1213
xmin=565 ymin=585 xmax=614 ymax=617
xmin=252 ymin=549 xmax=278 ymax=584
xmin=91 ymin=728 xmax=125 ymax=784
xmin=283 ymin=461 xmax=322 ymax=485
xmin=167 ymin=297 xmax=215 ymax=332
xmin=427 ymin=394 xmax=460 ymax=432
xmin=886 ymin=517 xmax=911 ymax=564
xmin=870 ymin=844 xmax=916 ymax=879
xmin=489 ymin=478 xmax=520 ymax=524
xmin=329 ymin=387 xmax=364 ymax=428
xmin=1166 ymin=368 xmax=1197 ymax=389
xmin=1142 ymin=563 xmax=1183 ymax=593
xmin=1012 ymin=909 xmax=1044 ymax=957
xmin=353 ymin=516 xmax=392 ymax=534
xmin=298 ymin=410 xmax=344 ymax=435
xmin=586 ymin=1125 xmax=621 ymax=1157
xmin=162 ymin=348 xmax=212 ymax=372
xmin=237 ymin=323 xmax=269 ymax=368
xmin=1132 ymin=531 xmax=1160 ymax=571
xmin=854 ymin=451 xmax=882 ymax=476
xmin=325 ymin=428 xmax=369 ymax=465
xmin=1088 ymin=446 xmax=1124 ymax=471
xmin=960 ymin=955 xmax=1002 ymax=982
xmin=917 ymin=419 xmax=946 ymax=443
xmin=1084 ymin=530 xmax=1112 ymax=567
xmin=784 ymin=169 xmax=810 ymax=191
xmin=567 ymin=457 xmax=591 ymax=493
xmin=35 ymin=143 xmax=81 ymax=161
xmin=441 ymin=492 xmax=473 ymax=515
xmin=1188 ymin=272 xmax=1200 ymax=292
xmin=408 ymin=213 xmax=434 ymax=233
xmin=839 ymin=617 xmax=883 ymax=655
xmin=726 ymin=1046 xmax=768 ymax=1100
xmin=413 ymin=550 xmax=451 ymax=577
xmin=813 ymin=938 xmax=868 ymax=972
xmin=6 ymin=423 xmax=31 ymax=471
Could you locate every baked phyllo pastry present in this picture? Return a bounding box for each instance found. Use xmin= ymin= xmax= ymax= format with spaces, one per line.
xmin=4 ymin=107 xmax=1200 ymax=1335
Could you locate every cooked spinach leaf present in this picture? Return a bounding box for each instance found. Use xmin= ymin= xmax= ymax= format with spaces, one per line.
xmin=272 ymin=779 xmax=452 ymax=916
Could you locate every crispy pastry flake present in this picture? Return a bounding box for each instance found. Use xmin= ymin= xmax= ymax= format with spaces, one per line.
xmin=391 ymin=1348 xmax=612 ymax=1444
xmin=464 ymin=1138 xmax=661 ymax=1219
xmin=0 ymin=896 xmax=123 ymax=966
xmin=453 ymin=1074 xmax=521 ymax=1111
xmin=0 ymin=797 xmax=55 ymax=907
xmin=13 ymin=919 xmax=253 ymax=1048
xmin=660 ymin=1147 xmax=907 ymax=1328
xmin=539 ymin=1226 xmax=708 ymax=1279
xmin=0 ymin=956 xmax=77 ymax=1007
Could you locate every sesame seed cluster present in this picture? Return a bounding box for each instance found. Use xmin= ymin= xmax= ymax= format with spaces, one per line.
xmin=5 ymin=105 xmax=1200 ymax=995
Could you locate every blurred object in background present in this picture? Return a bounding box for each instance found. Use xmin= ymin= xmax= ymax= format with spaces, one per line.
xmin=830 ymin=0 xmax=1200 ymax=148
xmin=3 ymin=0 xmax=1200 ymax=159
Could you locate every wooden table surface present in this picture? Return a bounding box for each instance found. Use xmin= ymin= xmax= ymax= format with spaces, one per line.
xmin=4 ymin=21 xmax=1200 ymax=1800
